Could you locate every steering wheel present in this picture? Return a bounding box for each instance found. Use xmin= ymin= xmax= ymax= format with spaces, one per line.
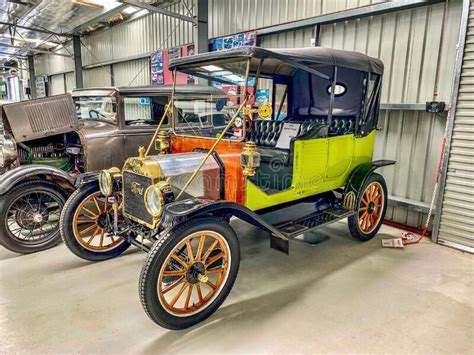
xmin=88 ymin=109 xmax=102 ymax=119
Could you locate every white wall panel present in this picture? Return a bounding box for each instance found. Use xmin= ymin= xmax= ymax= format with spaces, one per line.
xmin=83 ymin=66 xmax=112 ymax=88
xmin=208 ymin=0 xmax=388 ymax=38
xmin=112 ymin=58 xmax=150 ymax=87
xmin=437 ymin=3 xmax=474 ymax=252
xmin=49 ymin=74 xmax=65 ymax=95
xmin=65 ymin=72 xmax=75 ymax=92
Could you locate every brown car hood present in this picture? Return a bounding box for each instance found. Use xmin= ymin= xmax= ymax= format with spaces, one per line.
xmin=2 ymin=94 xmax=79 ymax=143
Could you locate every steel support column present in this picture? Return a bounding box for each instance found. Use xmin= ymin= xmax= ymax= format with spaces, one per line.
xmin=73 ymin=35 xmax=83 ymax=89
xmin=195 ymin=0 xmax=208 ymax=54
xmin=27 ymin=55 xmax=36 ymax=99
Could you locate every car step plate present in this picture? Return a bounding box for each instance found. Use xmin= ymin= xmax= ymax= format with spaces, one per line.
xmin=276 ymin=207 xmax=356 ymax=239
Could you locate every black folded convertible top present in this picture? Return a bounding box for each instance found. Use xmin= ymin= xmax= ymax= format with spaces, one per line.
xmin=169 ymin=46 xmax=384 ymax=75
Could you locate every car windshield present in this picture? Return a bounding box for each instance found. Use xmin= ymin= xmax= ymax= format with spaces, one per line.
xmin=173 ymin=59 xmax=255 ymax=140
xmin=173 ymin=94 xmax=233 ymax=138
xmin=74 ymin=96 xmax=117 ymax=123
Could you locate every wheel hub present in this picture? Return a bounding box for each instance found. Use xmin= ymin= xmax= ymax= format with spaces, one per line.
xmin=367 ymin=202 xmax=375 ymax=214
xmin=32 ymin=212 xmax=43 ymax=223
xmin=186 ymin=262 xmax=206 ymax=284
xmin=97 ymin=212 xmax=110 ymax=229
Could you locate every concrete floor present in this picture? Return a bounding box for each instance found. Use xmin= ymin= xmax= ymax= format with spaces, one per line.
xmin=0 ymin=220 xmax=472 ymax=354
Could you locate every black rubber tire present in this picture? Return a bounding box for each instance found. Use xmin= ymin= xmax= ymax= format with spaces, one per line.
xmin=139 ymin=217 xmax=240 ymax=330
xmin=0 ymin=180 xmax=69 ymax=254
xmin=60 ymin=183 xmax=130 ymax=262
xmin=348 ymin=172 xmax=388 ymax=242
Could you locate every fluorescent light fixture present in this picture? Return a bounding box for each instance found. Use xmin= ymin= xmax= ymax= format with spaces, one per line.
xmin=136 ymin=9 xmax=149 ymax=17
xmin=122 ymin=6 xmax=138 ymax=14
xmin=202 ymin=65 xmax=223 ymax=72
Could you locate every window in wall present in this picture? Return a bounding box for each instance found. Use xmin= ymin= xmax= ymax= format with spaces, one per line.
xmin=124 ymin=96 xmax=169 ymax=126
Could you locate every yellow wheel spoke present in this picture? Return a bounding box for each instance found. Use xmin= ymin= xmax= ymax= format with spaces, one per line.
xmin=77 ymin=218 xmax=95 ymax=223
xmin=205 ymin=252 xmax=225 ymax=267
xmin=184 ymin=284 xmax=193 ymax=310
xmin=92 ymin=196 xmax=102 ymax=214
xmin=82 ymin=206 xmax=98 ymax=218
xmin=185 ymin=240 xmax=194 ymax=264
xmin=195 ymin=235 xmax=206 ymax=261
xmin=99 ymin=229 xmax=105 ymax=247
xmin=86 ymin=227 xmax=100 ymax=244
xmin=196 ymin=283 xmax=204 ymax=303
xmin=206 ymin=280 xmax=217 ymax=291
xmin=162 ymin=276 xmax=184 ymax=294
xmin=171 ymin=254 xmax=189 ymax=270
xmin=79 ymin=223 xmax=97 ymax=236
xmin=206 ymin=267 xmax=225 ymax=274
xmin=103 ymin=196 xmax=109 ymax=213
xmin=201 ymin=239 xmax=219 ymax=263
xmin=163 ymin=269 xmax=186 ymax=277
xmin=170 ymin=283 xmax=188 ymax=307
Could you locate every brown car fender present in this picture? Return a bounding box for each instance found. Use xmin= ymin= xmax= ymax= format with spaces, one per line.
xmin=0 ymin=165 xmax=76 ymax=196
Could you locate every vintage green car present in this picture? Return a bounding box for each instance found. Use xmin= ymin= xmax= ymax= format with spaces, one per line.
xmin=61 ymin=46 xmax=394 ymax=330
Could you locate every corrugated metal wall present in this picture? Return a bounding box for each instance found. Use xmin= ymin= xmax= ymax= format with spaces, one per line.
xmin=65 ymin=72 xmax=75 ymax=92
xmin=258 ymin=0 xmax=462 ymax=228
xmin=208 ymin=0 xmax=388 ymax=38
xmin=81 ymin=0 xmax=194 ymax=67
xmin=437 ymin=2 xmax=474 ymax=252
xmin=33 ymin=0 xmax=194 ymax=87
xmin=83 ymin=66 xmax=112 ymax=87
xmin=113 ymin=58 xmax=151 ymax=86
xmin=49 ymin=74 xmax=65 ymax=95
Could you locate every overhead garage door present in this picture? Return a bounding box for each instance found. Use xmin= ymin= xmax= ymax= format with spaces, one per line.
xmin=437 ymin=3 xmax=474 ymax=253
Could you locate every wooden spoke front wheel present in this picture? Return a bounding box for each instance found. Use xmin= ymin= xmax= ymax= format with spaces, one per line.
xmin=73 ymin=192 xmax=124 ymax=252
xmin=61 ymin=183 xmax=131 ymax=261
xmin=140 ymin=217 xmax=240 ymax=330
xmin=157 ymin=230 xmax=230 ymax=316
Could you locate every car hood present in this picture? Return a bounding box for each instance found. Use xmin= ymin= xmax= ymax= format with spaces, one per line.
xmin=78 ymin=120 xmax=118 ymax=139
xmin=1 ymin=94 xmax=79 ymax=143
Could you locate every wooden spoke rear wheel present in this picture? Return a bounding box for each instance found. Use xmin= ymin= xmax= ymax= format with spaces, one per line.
xmin=60 ymin=183 xmax=131 ymax=261
xmin=348 ymin=173 xmax=388 ymax=241
xmin=140 ymin=217 xmax=240 ymax=330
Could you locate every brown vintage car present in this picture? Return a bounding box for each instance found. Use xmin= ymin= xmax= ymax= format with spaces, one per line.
xmin=0 ymin=85 xmax=226 ymax=254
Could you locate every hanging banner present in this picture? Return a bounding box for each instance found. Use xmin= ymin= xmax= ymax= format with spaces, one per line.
xmin=209 ymin=31 xmax=257 ymax=52
xmin=150 ymin=51 xmax=164 ymax=85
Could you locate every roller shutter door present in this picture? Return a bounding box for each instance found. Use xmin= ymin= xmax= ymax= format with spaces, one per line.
xmin=437 ymin=4 xmax=474 ymax=253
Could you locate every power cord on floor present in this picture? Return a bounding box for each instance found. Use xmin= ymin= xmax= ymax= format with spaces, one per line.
xmin=401 ymin=107 xmax=450 ymax=246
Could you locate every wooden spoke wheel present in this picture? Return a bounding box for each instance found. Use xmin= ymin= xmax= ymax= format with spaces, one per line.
xmin=140 ymin=217 xmax=240 ymax=330
xmin=358 ymin=181 xmax=384 ymax=234
xmin=61 ymin=183 xmax=131 ymax=261
xmin=348 ymin=173 xmax=388 ymax=242
xmin=73 ymin=192 xmax=124 ymax=252
xmin=157 ymin=230 xmax=230 ymax=316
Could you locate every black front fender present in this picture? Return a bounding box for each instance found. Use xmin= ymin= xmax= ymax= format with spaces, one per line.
xmin=161 ymin=199 xmax=290 ymax=254
xmin=0 ymin=164 xmax=75 ymax=195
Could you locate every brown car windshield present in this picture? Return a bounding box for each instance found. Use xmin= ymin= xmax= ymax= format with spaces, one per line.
xmin=74 ymin=96 xmax=117 ymax=123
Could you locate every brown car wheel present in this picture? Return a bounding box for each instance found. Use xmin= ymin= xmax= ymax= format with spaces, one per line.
xmin=348 ymin=173 xmax=388 ymax=242
xmin=0 ymin=181 xmax=69 ymax=254
xmin=60 ymin=183 xmax=130 ymax=261
xmin=139 ymin=217 xmax=240 ymax=330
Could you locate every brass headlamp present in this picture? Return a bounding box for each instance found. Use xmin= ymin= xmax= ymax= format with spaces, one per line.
xmin=99 ymin=167 xmax=121 ymax=196
xmin=240 ymin=141 xmax=261 ymax=177
xmin=155 ymin=130 xmax=170 ymax=155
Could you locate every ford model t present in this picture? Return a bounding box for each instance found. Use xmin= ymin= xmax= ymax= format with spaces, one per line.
xmin=61 ymin=46 xmax=394 ymax=329
xmin=0 ymin=85 xmax=223 ymax=254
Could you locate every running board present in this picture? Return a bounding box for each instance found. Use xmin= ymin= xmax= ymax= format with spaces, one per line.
xmin=270 ymin=207 xmax=355 ymax=253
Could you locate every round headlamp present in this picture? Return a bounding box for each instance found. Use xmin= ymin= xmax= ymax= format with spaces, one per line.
xmin=144 ymin=182 xmax=167 ymax=217
xmin=99 ymin=167 xmax=120 ymax=196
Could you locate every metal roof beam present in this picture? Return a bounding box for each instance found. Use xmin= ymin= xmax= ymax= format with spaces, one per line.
xmin=0 ymin=21 xmax=73 ymax=38
xmin=0 ymin=42 xmax=72 ymax=57
xmin=72 ymin=4 xmax=127 ymax=33
xmin=119 ymin=0 xmax=197 ymax=24
xmin=257 ymin=0 xmax=446 ymax=36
